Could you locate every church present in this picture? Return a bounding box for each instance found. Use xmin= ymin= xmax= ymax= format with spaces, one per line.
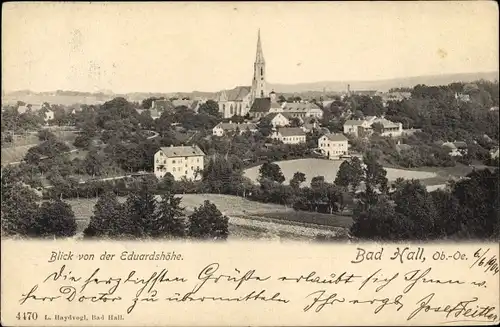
xmin=216 ymin=29 xmax=271 ymax=118
xmin=216 ymin=30 xmax=323 ymax=121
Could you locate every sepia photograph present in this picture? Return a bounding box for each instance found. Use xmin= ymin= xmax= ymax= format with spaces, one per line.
xmin=1 ymin=1 xmax=498 ymax=244
xmin=1 ymin=2 xmax=499 ymax=326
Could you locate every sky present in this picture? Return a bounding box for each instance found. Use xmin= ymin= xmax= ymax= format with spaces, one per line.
xmin=2 ymin=1 xmax=499 ymax=93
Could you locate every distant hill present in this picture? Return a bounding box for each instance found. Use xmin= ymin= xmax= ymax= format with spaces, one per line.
xmin=3 ymin=71 xmax=498 ymax=106
xmin=268 ymin=71 xmax=499 ymax=93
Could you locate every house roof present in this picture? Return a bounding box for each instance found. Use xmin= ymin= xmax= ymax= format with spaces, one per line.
xmin=218 ymin=86 xmax=251 ymax=102
xmin=159 ymin=145 xmax=205 ymax=158
xmin=322 ymin=133 xmax=348 ymax=142
xmin=265 ymin=112 xmax=288 ymax=121
xmin=281 ymin=102 xmax=322 ymax=112
xmin=373 ymin=118 xmax=400 ymax=129
xmin=344 ymin=119 xmax=366 ymax=126
xmin=277 ymin=127 xmax=306 ymax=137
xmin=214 ymin=122 xmax=258 ymax=131
xmin=250 ymin=98 xmax=271 ymax=112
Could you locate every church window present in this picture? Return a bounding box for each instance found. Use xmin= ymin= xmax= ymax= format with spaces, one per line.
xmin=261 ymin=67 xmax=263 ymax=75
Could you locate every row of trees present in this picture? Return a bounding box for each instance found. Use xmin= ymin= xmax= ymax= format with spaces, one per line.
xmin=1 ymin=174 xmax=229 ymax=240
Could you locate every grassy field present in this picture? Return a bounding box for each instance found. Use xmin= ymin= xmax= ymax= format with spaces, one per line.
xmin=255 ymin=211 xmax=353 ymax=228
xmin=65 ymin=193 xmax=349 ymax=240
xmin=244 ymin=158 xmax=438 ymax=185
xmin=1 ymin=144 xmax=37 ymax=165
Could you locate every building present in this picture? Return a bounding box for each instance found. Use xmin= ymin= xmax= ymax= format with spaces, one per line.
xmin=318 ymin=133 xmax=349 ymax=160
xmin=216 ymin=29 xmax=269 ymax=119
xmin=343 ymin=119 xmax=373 ymax=137
xmin=301 ymin=116 xmax=320 ymax=133
xmin=271 ymin=127 xmax=306 ymax=145
xmin=151 ymin=99 xmax=174 ymax=112
xmin=280 ymin=102 xmax=323 ymax=119
xmin=251 ymin=29 xmax=267 ymax=100
xmin=373 ymin=118 xmax=403 ymax=137
xmin=490 ymin=147 xmax=499 ymax=159
xmin=171 ymin=99 xmax=204 ymax=113
xmin=212 ymin=122 xmax=258 ymax=136
xmin=154 ymin=145 xmax=205 ymax=180
xmin=263 ymin=112 xmax=289 ymax=128
xmin=343 ymin=116 xmax=402 ymax=138
xmin=249 ymin=94 xmax=283 ymax=118
xmin=442 ymin=141 xmax=468 ymax=157
xmin=43 ymin=108 xmax=54 ymax=123
xmin=216 ymin=86 xmax=253 ymax=118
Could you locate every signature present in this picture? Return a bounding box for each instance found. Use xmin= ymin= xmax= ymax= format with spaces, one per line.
xmin=407 ymin=293 xmax=498 ymax=322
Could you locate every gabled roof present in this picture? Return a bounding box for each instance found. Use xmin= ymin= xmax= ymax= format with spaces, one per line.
xmin=277 ymin=127 xmax=306 ymax=137
xmin=217 ymin=86 xmax=251 ymax=102
xmin=344 ymin=119 xmax=366 ymax=126
xmin=159 ymin=145 xmax=205 ymax=158
xmin=322 ymin=133 xmax=348 ymax=142
xmin=281 ymin=102 xmax=322 ymax=112
xmin=265 ymin=112 xmax=288 ymax=121
xmin=250 ymin=98 xmax=271 ymax=112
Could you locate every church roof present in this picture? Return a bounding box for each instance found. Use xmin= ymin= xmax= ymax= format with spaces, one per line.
xmin=250 ymin=98 xmax=271 ymax=112
xmin=218 ymin=86 xmax=251 ymax=102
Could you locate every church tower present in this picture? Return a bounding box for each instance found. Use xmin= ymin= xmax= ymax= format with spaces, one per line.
xmin=251 ymin=29 xmax=267 ymax=100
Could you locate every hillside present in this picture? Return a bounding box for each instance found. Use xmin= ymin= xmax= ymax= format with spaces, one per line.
xmin=3 ymin=71 xmax=498 ymax=105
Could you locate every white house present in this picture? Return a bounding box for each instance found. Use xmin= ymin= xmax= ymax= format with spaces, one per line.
xmin=343 ymin=119 xmax=373 ymax=137
xmin=271 ymin=127 xmax=306 ymax=145
xmin=154 ymin=145 xmax=205 ymax=180
xmin=212 ymin=122 xmax=258 ymax=137
xmin=343 ymin=116 xmax=403 ymax=138
xmin=264 ymin=112 xmax=289 ymax=128
xmin=43 ymin=108 xmax=55 ymax=123
xmin=318 ymin=133 xmax=349 ymax=160
xmin=442 ymin=141 xmax=468 ymax=157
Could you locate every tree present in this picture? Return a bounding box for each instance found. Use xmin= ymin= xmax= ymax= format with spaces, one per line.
xmin=34 ymin=199 xmax=77 ymax=238
xmin=335 ymin=157 xmax=363 ymax=192
xmin=290 ymin=171 xmax=306 ymax=189
xmin=83 ymin=191 xmax=127 ymax=238
xmin=198 ymin=100 xmax=221 ymax=117
xmin=1 ymin=182 xmax=40 ymax=237
xmin=37 ymin=130 xmax=56 ymax=142
xmin=153 ymin=193 xmax=186 ymax=238
xmin=123 ymin=183 xmax=159 ymax=237
xmin=351 ymin=195 xmax=401 ymax=240
xmin=187 ymin=200 xmax=229 ymax=240
xmin=371 ymin=122 xmax=384 ymax=134
xmin=259 ymin=162 xmax=285 ymax=184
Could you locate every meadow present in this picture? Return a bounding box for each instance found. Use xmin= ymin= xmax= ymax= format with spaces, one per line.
xmin=66 ymin=193 xmax=348 ymax=240
xmin=244 ymin=158 xmax=438 ymax=185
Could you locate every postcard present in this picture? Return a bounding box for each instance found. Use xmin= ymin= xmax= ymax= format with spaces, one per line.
xmin=1 ymin=1 xmax=499 ymax=326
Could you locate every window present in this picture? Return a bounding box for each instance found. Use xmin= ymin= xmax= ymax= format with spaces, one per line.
xmin=185 ymin=170 xmax=188 ymax=175
xmin=197 ymin=158 xmax=200 ymax=163
xmin=156 ymin=159 xmax=159 ymax=163
xmin=159 ymin=152 xmax=163 ymax=156
xmin=173 ymin=167 xmax=176 ymax=172
xmin=261 ymin=67 xmax=263 ymax=75
xmin=163 ymin=160 xmax=166 ymax=164
xmin=191 ymin=166 xmax=194 ymax=170
xmin=173 ymin=160 xmax=176 ymax=164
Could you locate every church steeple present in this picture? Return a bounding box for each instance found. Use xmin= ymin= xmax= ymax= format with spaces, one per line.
xmin=255 ymin=29 xmax=265 ymax=64
xmin=252 ymin=29 xmax=267 ymax=100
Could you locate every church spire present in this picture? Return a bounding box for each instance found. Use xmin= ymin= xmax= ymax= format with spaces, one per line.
xmin=255 ymin=29 xmax=265 ymax=64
